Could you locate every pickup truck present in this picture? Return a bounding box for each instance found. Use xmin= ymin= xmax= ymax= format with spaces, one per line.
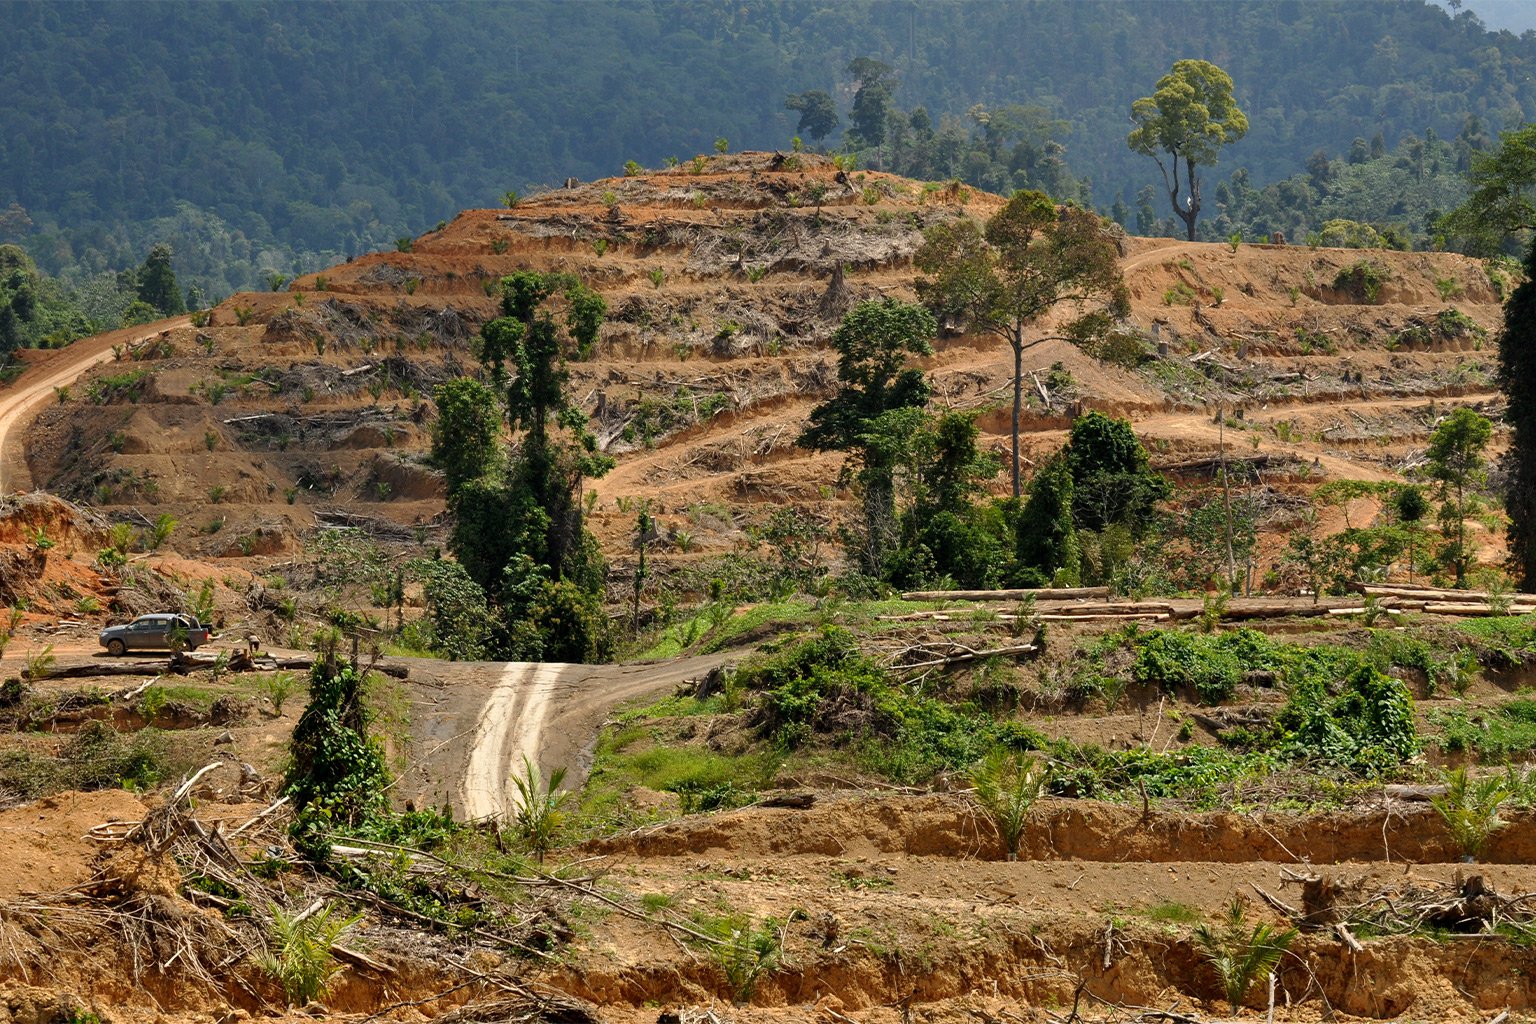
xmin=98 ymin=613 xmax=211 ymax=655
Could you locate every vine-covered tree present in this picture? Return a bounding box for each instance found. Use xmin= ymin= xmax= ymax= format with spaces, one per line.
xmin=436 ymin=271 xmax=614 ymax=661
xmin=1127 ymin=60 xmax=1248 ymax=241
xmin=799 ymin=298 xmax=935 ymax=575
xmin=916 ymin=190 xmax=1126 ymax=496
xmin=846 ymin=57 xmax=896 ymax=164
xmin=1015 ymin=453 xmax=1079 ymax=586
xmin=1066 ymin=411 xmax=1169 ymax=534
xmin=430 ymin=378 xmax=502 ymax=492
xmin=1501 ymin=239 xmax=1536 ymax=590
xmin=135 ymin=243 xmax=186 ymax=316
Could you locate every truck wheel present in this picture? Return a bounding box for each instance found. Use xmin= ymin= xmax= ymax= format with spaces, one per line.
xmin=107 ymin=639 xmax=126 ymax=656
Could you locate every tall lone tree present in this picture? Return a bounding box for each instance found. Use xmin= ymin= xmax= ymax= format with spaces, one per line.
xmin=1127 ymin=60 xmax=1248 ymax=241
xmin=916 ymin=190 xmax=1126 ymax=496
xmin=785 ymin=90 xmax=840 ymax=146
xmin=1501 ymin=238 xmax=1536 ymax=589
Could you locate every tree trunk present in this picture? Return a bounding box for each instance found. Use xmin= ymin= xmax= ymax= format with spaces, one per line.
xmin=1011 ymin=335 xmax=1023 ymax=497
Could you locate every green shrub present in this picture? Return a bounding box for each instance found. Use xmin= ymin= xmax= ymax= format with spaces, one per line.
xmin=1333 ymin=259 xmax=1387 ymax=303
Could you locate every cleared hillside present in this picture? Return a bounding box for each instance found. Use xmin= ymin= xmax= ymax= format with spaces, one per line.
xmin=10 ymin=152 xmax=1505 ymax=592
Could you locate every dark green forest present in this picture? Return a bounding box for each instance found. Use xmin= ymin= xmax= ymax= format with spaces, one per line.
xmin=3 ymin=0 xmax=1536 ymax=300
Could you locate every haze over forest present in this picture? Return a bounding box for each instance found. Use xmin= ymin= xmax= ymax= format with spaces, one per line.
xmin=3 ymin=0 xmax=1536 ymax=298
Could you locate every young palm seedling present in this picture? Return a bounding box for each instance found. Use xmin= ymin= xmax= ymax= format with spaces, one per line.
xmin=969 ymin=749 xmax=1047 ymax=861
xmin=1433 ymin=766 xmax=1510 ymax=862
xmin=1194 ymin=896 xmax=1297 ymax=1014
xmin=258 ymin=901 xmax=361 ymax=1006
xmin=509 ymin=756 xmax=570 ymax=862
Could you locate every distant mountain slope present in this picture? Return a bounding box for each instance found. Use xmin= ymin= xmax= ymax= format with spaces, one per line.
xmin=2 ymin=0 xmax=1532 ymax=294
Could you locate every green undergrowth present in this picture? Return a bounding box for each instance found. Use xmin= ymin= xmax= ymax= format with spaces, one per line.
xmin=1098 ymin=624 xmax=1456 ymax=705
xmin=1435 ymin=697 xmax=1536 ymax=760
xmin=584 ymin=622 xmax=1460 ymax=816
xmin=631 ymin=597 xmax=945 ymax=660
xmin=1456 ymin=614 xmax=1536 ymax=668
xmin=0 ymin=722 xmax=197 ymax=801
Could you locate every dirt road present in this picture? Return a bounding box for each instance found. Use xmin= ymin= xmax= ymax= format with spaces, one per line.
xmin=0 ymin=316 xmax=190 ymax=492
xmin=398 ymin=652 xmax=734 ymax=818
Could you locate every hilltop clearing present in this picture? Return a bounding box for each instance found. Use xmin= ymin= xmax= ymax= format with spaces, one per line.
xmin=5 ymin=152 xmax=1507 ymax=592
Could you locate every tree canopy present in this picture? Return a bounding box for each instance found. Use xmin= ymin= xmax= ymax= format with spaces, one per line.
xmin=916 ymin=191 xmax=1125 ymax=496
xmin=1441 ymin=123 xmax=1536 ymax=256
xmin=1127 ymin=60 xmax=1249 ymax=241
xmin=6 ymin=2 xmax=1536 ymax=292
xmin=1502 ymin=237 xmax=1536 ymax=591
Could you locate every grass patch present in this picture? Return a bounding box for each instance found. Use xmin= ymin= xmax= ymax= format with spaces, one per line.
xmin=1434 ymin=699 xmax=1536 ymax=761
xmin=1142 ymin=901 xmax=1202 ymax=924
xmin=578 ymin=708 xmax=781 ymax=832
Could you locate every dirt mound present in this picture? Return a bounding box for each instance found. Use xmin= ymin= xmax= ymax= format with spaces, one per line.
xmin=0 ymin=789 xmax=148 ymax=899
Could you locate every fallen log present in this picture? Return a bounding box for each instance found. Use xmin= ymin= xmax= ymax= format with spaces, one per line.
xmin=1036 ymin=601 xmax=1177 ymax=615
xmin=1220 ymin=602 xmax=1358 ymax=620
xmin=1356 ymin=583 xmax=1489 ymax=601
xmin=1038 ymin=612 xmax=1169 ymax=622
xmin=44 ymin=662 xmax=162 ymax=679
xmin=900 ymin=586 xmax=1109 ymax=602
xmin=1423 ymin=602 xmax=1536 ymax=617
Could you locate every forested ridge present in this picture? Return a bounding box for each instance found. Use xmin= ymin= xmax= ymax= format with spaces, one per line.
xmin=3 ymin=0 xmax=1535 ymax=297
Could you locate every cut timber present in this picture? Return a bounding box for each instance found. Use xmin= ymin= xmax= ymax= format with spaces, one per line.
xmin=1385 ymin=784 xmax=1448 ymax=802
xmin=1424 ymin=602 xmax=1536 ymax=616
xmin=1356 ymin=583 xmax=1490 ymax=601
xmin=1221 ymin=601 xmax=1360 ymax=620
xmin=1038 ymin=602 xmax=1177 ymax=615
xmin=900 ymin=587 xmax=1109 ymax=602
xmin=1038 ymin=612 xmax=1169 ymax=622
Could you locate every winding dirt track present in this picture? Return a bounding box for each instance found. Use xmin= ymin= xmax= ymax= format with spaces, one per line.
xmin=0 ymin=316 xmax=189 ymax=492
xmin=398 ymin=652 xmax=734 ymax=819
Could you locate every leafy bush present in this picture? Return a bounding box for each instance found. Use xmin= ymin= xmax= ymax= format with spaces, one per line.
xmin=1129 ymin=629 xmax=1276 ymax=704
xmin=1275 ymin=664 xmax=1417 ymax=773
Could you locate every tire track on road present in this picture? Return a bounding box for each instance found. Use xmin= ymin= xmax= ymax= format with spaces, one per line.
xmin=460 ymin=661 xmax=566 ymax=818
